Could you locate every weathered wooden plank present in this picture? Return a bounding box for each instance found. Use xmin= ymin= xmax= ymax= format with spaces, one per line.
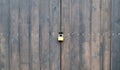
xmin=100 ymin=0 xmax=111 ymax=70
xmin=19 ymin=0 xmax=30 ymax=69
xmin=70 ymin=0 xmax=80 ymax=70
xmin=78 ymin=0 xmax=91 ymax=70
xmin=61 ymin=0 xmax=71 ymax=70
xmin=49 ymin=0 xmax=60 ymax=70
xmin=62 ymin=0 xmax=91 ymax=70
xmin=91 ymin=0 xmax=101 ymax=70
xmin=112 ymin=0 xmax=120 ymax=70
xmin=39 ymin=0 xmax=50 ymax=70
xmin=30 ymin=0 xmax=40 ymax=69
xmin=9 ymin=0 xmax=20 ymax=70
xmin=0 ymin=0 xmax=9 ymax=70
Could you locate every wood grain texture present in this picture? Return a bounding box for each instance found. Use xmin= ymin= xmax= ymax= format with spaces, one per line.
xmin=61 ymin=0 xmax=111 ymax=70
xmin=70 ymin=0 xmax=80 ymax=70
xmin=39 ymin=0 xmax=50 ymax=70
xmin=79 ymin=0 xmax=91 ymax=70
xmin=112 ymin=0 xmax=120 ymax=70
xmin=91 ymin=0 xmax=101 ymax=70
xmin=9 ymin=0 xmax=20 ymax=70
xmin=30 ymin=0 xmax=40 ymax=70
xmin=61 ymin=0 xmax=71 ymax=70
xmin=0 ymin=0 xmax=113 ymax=70
xmin=0 ymin=0 xmax=9 ymax=70
xmin=49 ymin=0 xmax=60 ymax=70
xmin=100 ymin=0 xmax=111 ymax=70
xmin=19 ymin=0 xmax=30 ymax=69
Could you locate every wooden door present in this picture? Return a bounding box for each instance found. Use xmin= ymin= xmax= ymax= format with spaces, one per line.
xmin=0 ymin=0 xmax=117 ymax=70
xmin=61 ymin=0 xmax=111 ymax=70
xmin=112 ymin=0 xmax=120 ymax=70
xmin=0 ymin=0 xmax=60 ymax=70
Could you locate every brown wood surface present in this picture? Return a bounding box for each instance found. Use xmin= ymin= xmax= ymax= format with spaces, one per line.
xmin=61 ymin=0 xmax=111 ymax=70
xmin=91 ymin=0 xmax=101 ymax=70
xmin=0 ymin=0 xmax=115 ymax=70
xmin=101 ymin=0 xmax=111 ymax=70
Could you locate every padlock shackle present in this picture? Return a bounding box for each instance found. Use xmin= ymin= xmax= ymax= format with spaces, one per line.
xmin=59 ymin=32 xmax=63 ymax=34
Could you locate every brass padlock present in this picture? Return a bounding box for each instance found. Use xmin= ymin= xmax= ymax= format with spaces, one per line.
xmin=58 ymin=32 xmax=64 ymax=42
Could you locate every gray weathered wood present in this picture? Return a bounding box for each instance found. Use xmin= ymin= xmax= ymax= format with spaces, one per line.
xmin=0 ymin=0 xmax=113 ymax=70
xmin=100 ymin=0 xmax=111 ymax=70
xmin=112 ymin=0 xmax=120 ymax=70
xmin=78 ymin=0 xmax=91 ymax=70
xmin=30 ymin=0 xmax=40 ymax=70
xmin=49 ymin=0 xmax=60 ymax=70
xmin=9 ymin=0 xmax=20 ymax=70
xmin=70 ymin=0 xmax=80 ymax=70
xmin=61 ymin=0 xmax=71 ymax=70
xmin=0 ymin=0 xmax=9 ymax=70
xmin=19 ymin=0 xmax=30 ymax=69
xmin=61 ymin=0 xmax=111 ymax=70
xmin=91 ymin=0 xmax=101 ymax=70
xmin=39 ymin=0 xmax=50 ymax=70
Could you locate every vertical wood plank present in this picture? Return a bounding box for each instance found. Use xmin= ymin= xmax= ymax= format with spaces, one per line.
xmin=30 ymin=0 xmax=40 ymax=70
xmin=78 ymin=0 xmax=91 ymax=70
xmin=49 ymin=0 xmax=60 ymax=70
xmin=112 ymin=0 xmax=120 ymax=70
xmin=91 ymin=0 xmax=101 ymax=70
xmin=100 ymin=0 xmax=111 ymax=70
xmin=9 ymin=0 xmax=20 ymax=70
xmin=61 ymin=0 xmax=71 ymax=70
xmin=70 ymin=0 xmax=80 ymax=70
xmin=61 ymin=0 xmax=92 ymax=70
xmin=0 ymin=0 xmax=9 ymax=70
xmin=19 ymin=0 xmax=30 ymax=69
xmin=39 ymin=0 xmax=50 ymax=70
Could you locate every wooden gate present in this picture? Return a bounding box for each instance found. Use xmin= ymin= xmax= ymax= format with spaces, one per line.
xmin=0 ymin=0 xmax=119 ymax=70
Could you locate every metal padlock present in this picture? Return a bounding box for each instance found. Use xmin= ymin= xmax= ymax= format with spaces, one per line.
xmin=58 ymin=32 xmax=64 ymax=42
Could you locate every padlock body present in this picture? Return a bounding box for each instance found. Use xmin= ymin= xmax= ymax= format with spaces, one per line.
xmin=58 ymin=36 xmax=64 ymax=42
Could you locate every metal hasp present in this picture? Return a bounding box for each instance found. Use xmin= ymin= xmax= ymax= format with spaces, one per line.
xmin=58 ymin=32 xmax=64 ymax=42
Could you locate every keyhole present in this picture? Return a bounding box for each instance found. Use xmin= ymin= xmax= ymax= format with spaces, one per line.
xmin=60 ymin=34 xmax=62 ymax=37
